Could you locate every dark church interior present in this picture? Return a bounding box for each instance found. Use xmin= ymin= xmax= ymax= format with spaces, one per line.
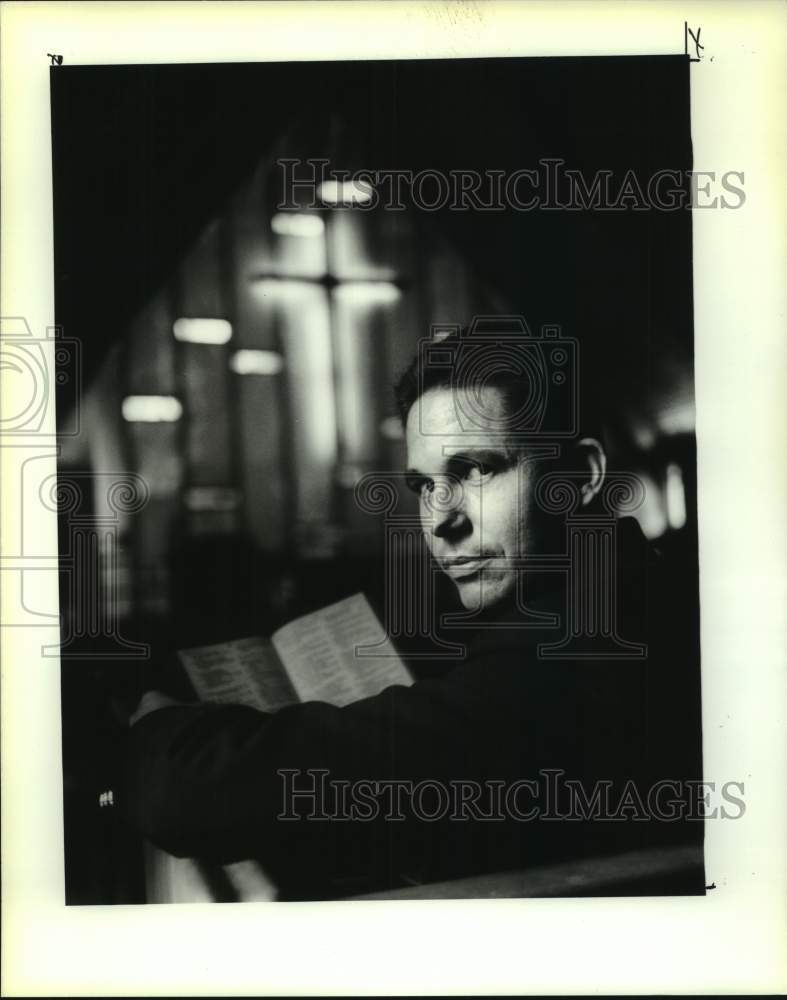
xmin=51 ymin=56 xmax=700 ymax=903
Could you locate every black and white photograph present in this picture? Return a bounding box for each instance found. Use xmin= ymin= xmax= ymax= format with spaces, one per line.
xmin=50 ymin=51 xmax=710 ymax=905
xmin=2 ymin=2 xmax=785 ymax=995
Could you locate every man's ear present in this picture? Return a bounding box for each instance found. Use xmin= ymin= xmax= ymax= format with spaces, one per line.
xmin=575 ymin=437 xmax=607 ymax=506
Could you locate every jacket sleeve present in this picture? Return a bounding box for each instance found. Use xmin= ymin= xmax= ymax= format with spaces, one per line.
xmin=125 ymin=643 xmax=652 ymax=879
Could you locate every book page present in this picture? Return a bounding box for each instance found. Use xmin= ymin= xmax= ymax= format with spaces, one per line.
xmin=272 ymin=593 xmax=412 ymax=706
xmin=178 ymin=636 xmax=298 ymax=713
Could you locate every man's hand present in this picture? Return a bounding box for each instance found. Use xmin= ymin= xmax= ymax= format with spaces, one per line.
xmin=129 ymin=689 xmax=186 ymax=727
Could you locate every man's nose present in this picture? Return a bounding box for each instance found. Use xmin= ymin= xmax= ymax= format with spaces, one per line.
xmin=426 ymin=476 xmax=469 ymax=539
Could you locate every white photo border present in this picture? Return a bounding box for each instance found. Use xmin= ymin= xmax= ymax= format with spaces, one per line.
xmin=2 ymin=1 xmax=786 ymax=995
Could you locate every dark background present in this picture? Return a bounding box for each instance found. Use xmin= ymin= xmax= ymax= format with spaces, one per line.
xmin=51 ymin=56 xmax=697 ymax=903
xmin=52 ymin=56 xmax=693 ymax=399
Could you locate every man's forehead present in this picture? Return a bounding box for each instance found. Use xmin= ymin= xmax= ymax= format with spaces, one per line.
xmin=405 ymin=386 xmax=511 ymax=464
xmin=408 ymin=386 xmax=509 ymax=432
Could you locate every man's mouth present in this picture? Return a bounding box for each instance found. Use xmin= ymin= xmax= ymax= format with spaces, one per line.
xmin=442 ymin=556 xmax=493 ymax=580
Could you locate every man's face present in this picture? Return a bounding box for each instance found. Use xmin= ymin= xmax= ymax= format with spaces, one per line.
xmin=405 ymin=385 xmax=545 ymax=611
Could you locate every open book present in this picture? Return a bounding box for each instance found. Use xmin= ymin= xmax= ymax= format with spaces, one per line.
xmin=145 ymin=594 xmax=412 ymax=903
xmin=178 ymin=592 xmax=412 ymax=710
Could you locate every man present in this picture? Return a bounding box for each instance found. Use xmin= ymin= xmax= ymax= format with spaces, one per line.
xmin=126 ymin=325 xmax=703 ymax=899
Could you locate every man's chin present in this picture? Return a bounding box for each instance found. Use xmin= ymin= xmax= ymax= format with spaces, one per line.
xmin=454 ymin=574 xmax=513 ymax=611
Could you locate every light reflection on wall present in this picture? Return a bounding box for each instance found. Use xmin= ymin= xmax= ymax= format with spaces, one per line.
xmin=230 ymin=349 xmax=284 ymax=375
xmin=629 ymin=470 xmax=668 ymax=540
xmin=318 ymin=179 xmax=374 ymax=206
xmin=270 ymin=213 xmax=325 ymax=238
xmin=251 ymin=278 xmax=337 ymax=552
xmin=333 ymin=282 xmax=401 ymax=466
xmin=121 ymin=395 xmax=183 ymax=423
xmin=173 ymin=318 xmax=233 ymax=345
xmin=665 ymin=462 xmax=687 ymax=531
xmin=328 ymin=209 xmax=401 ymax=282
xmin=269 ymin=214 xmax=327 ymax=278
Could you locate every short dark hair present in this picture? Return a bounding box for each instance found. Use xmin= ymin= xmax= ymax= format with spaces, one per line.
xmin=394 ymin=325 xmax=603 ymax=443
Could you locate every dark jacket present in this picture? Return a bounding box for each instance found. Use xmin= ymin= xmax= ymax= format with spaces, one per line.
xmin=126 ymin=519 xmax=703 ymax=899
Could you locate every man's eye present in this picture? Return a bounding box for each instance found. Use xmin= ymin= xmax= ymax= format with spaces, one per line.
xmin=464 ymin=462 xmax=494 ymax=482
xmin=406 ymin=476 xmax=434 ymax=496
